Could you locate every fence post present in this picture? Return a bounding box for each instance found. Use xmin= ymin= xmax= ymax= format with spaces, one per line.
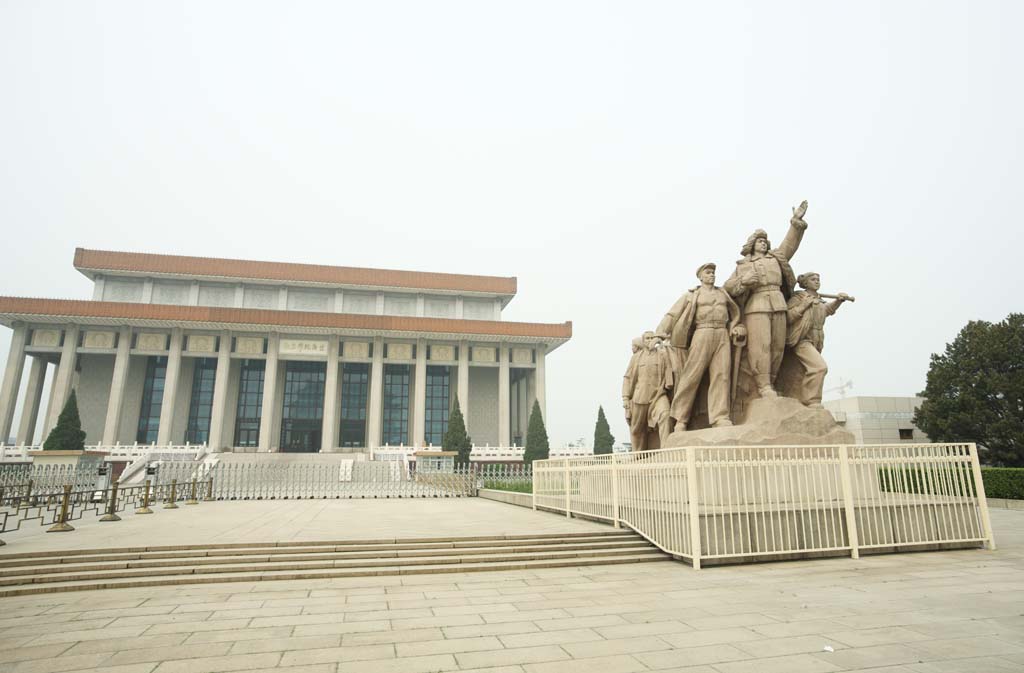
xmin=611 ymin=453 xmax=620 ymax=529
xmin=838 ymin=445 xmax=860 ymax=559
xmin=23 ymin=479 xmax=33 ymax=506
xmin=531 ymin=464 xmax=538 ymax=511
xmin=137 ymin=479 xmax=153 ymax=514
xmin=968 ymin=442 xmax=997 ymax=551
xmin=47 ymin=485 xmax=75 ymax=532
xmin=186 ymin=477 xmax=199 ymax=505
xmin=563 ymin=459 xmax=571 ymax=518
xmin=206 ymin=477 xmax=214 ymax=501
xmin=165 ymin=479 xmax=179 ymax=509
xmin=100 ymin=478 xmax=121 ymax=522
xmin=686 ymin=447 xmax=701 ymax=569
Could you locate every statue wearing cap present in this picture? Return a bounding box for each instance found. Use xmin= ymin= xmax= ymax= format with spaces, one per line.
xmin=723 ymin=200 xmax=809 ymax=399
xmin=784 ymin=272 xmax=851 ymax=408
xmin=655 ymin=262 xmax=743 ymax=430
xmin=621 ymin=332 xmax=673 ymax=450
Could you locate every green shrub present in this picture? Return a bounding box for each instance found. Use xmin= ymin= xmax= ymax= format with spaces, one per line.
xmin=981 ymin=468 xmax=1024 ymax=500
xmin=483 ymin=480 xmax=533 ymax=494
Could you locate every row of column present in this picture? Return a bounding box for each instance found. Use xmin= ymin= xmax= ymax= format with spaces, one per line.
xmin=0 ymin=324 xmax=548 ymax=451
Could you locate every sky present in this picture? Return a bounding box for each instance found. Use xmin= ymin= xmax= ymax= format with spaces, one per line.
xmin=0 ymin=1 xmax=1021 ymax=446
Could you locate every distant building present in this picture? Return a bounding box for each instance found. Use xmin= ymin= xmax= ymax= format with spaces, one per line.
xmin=0 ymin=248 xmax=571 ymax=454
xmin=824 ymin=396 xmax=930 ymax=444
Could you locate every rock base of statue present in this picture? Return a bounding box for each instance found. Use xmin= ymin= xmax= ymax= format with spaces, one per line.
xmin=664 ymin=396 xmax=854 ymax=448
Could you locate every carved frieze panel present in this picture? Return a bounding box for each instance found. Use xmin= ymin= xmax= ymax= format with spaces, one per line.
xmin=31 ymin=329 xmax=61 ymax=348
xmin=235 ymin=337 xmax=264 ymax=355
xmin=186 ymin=335 xmax=217 ymax=353
xmin=464 ymin=300 xmax=494 ymax=320
xmin=387 ymin=343 xmax=413 ymax=360
xmin=472 ymin=346 xmax=496 ymax=363
xmin=343 ymin=292 xmax=376 ymax=314
xmin=512 ymin=347 xmax=533 ymax=364
xmin=344 ymin=341 xmax=370 ymax=359
xmin=136 ymin=332 xmax=168 ymax=351
xmin=384 ymin=295 xmax=416 ymax=316
xmin=83 ymin=330 xmax=116 ymax=349
xmin=430 ymin=345 xmax=455 ymax=362
xmin=280 ymin=339 xmax=328 ymax=357
xmin=288 ymin=290 xmax=331 ymax=312
xmin=243 ymin=287 xmax=278 ymax=309
xmin=425 ymin=297 xmax=455 ymax=318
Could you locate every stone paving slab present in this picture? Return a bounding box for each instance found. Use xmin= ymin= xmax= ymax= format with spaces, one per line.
xmin=0 ymin=499 xmax=610 ymax=553
xmin=0 ymin=507 xmax=1021 ymax=672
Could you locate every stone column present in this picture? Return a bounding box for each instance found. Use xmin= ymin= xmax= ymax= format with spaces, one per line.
xmin=321 ymin=337 xmax=340 ymax=452
xmin=258 ymin=334 xmax=280 ymax=452
xmin=367 ymin=336 xmax=384 ymax=449
xmin=535 ymin=345 xmax=547 ymax=422
xmin=102 ymin=327 xmax=133 ymax=445
xmin=498 ymin=344 xmax=510 ymax=446
xmin=44 ymin=325 xmax=79 ymax=436
xmin=156 ymin=329 xmax=184 ymax=446
xmin=207 ymin=331 xmax=232 ymax=451
xmin=457 ymin=341 xmax=470 ymax=433
xmin=0 ymin=322 xmax=28 ymax=443
xmin=413 ymin=338 xmax=427 ymax=446
xmin=15 ymin=356 xmax=46 ymax=445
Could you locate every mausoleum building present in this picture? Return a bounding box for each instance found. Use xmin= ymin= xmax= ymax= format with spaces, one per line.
xmin=0 ymin=249 xmax=571 ymax=453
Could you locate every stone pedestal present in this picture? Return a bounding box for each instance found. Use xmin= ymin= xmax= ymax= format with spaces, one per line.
xmin=665 ymin=396 xmax=854 ymax=448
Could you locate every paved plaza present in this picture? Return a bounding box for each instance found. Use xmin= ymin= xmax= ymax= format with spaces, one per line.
xmin=0 ymin=501 xmax=1022 ymax=673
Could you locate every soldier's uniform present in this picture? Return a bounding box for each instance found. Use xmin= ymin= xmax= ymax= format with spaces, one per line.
xmin=786 ymin=289 xmax=841 ymax=406
xmin=671 ymin=285 xmax=736 ymax=428
xmin=621 ymin=340 xmax=672 ymax=451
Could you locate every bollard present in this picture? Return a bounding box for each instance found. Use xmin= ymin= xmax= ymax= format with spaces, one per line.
xmin=205 ymin=477 xmax=214 ymax=501
xmin=186 ymin=477 xmax=199 ymax=505
xmin=137 ymin=479 xmax=153 ymax=514
xmin=100 ymin=478 xmax=121 ymax=522
xmin=164 ymin=479 xmax=179 ymax=509
xmin=46 ymin=485 xmax=75 ymax=532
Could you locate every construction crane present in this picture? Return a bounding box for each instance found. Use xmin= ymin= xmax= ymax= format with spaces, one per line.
xmin=824 ymin=378 xmax=853 ymax=399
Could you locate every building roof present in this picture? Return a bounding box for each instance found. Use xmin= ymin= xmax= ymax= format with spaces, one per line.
xmin=73 ymin=248 xmax=518 ymax=297
xmin=0 ymin=297 xmax=572 ymax=346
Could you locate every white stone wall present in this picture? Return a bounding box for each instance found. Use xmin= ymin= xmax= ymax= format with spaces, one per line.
xmin=152 ymin=281 xmax=190 ymax=305
xmin=243 ymin=287 xmax=278 ymax=309
xmin=424 ymin=297 xmax=455 ymax=318
xmin=824 ymin=396 xmax=929 ymax=444
xmin=198 ymin=283 xmax=235 ymax=307
xmin=468 ymin=367 xmax=498 ymax=446
xmin=103 ymin=279 xmax=144 ymax=303
xmin=463 ymin=299 xmax=495 ymax=320
xmin=343 ymin=292 xmax=376 ymax=314
xmin=288 ymin=290 xmax=332 ymax=312
xmin=76 ymin=354 xmax=114 ymax=444
xmin=384 ymin=294 xmax=416 ymax=316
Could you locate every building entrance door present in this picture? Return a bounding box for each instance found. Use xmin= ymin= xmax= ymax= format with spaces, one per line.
xmin=279 ymin=361 xmax=326 ymax=453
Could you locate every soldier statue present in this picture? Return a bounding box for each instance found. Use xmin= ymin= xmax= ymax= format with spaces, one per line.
xmin=723 ymin=201 xmax=808 ymax=399
xmin=785 ymin=272 xmax=851 ymax=408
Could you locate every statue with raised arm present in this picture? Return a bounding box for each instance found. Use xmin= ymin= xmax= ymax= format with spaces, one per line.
xmin=785 ymin=272 xmax=852 ymax=408
xmin=655 ymin=263 xmax=743 ymax=430
xmin=723 ymin=200 xmax=808 ymax=399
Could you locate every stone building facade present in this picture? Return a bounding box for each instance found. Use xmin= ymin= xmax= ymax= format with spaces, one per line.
xmin=0 ymin=249 xmax=571 ymax=453
xmin=824 ymin=396 xmax=931 ymax=444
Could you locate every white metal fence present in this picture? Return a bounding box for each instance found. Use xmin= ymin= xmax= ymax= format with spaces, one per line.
xmin=533 ymin=443 xmax=995 ymax=568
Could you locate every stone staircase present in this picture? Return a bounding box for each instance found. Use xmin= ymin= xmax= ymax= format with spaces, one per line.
xmin=0 ymin=530 xmax=668 ymax=597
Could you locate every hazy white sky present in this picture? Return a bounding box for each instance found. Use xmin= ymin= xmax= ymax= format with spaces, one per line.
xmin=1 ymin=1 xmax=1021 ymax=446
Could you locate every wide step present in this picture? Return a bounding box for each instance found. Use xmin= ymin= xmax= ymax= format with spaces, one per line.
xmin=0 ymin=531 xmax=669 ymax=596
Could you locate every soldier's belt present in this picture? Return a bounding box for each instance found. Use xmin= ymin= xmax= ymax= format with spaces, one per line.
xmin=695 ymin=323 xmax=728 ymax=330
xmin=750 ymin=284 xmax=782 ymax=294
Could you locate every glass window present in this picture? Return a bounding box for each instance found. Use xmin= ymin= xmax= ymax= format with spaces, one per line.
xmin=233 ymin=359 xmax=265 ymax=447
xmin=340 ymin=362 xmax=369 ymax=448
xmin=280 ymin=361 xmax=325 ymax=452
xmin=185 ymin=358 xmax=217 ymax=444
xmin=136 ymin=356 xmax=167 ymax=443
xmin=424 ymin=365 xmax=451 ymax=446
xmin=382 ymin=364 xmax=410 ymax=445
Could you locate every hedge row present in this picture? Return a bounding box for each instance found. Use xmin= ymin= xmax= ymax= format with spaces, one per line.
xmin=982 ymin=468 xmax=1024 ymax=500
xmin=482 ymin=480 xmax=532 ymax=494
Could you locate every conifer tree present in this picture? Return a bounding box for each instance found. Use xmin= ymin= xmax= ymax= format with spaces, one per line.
xmin=443 ymin=397 xmax=473 ymax=464
xmin=523 ymin=400 xmax=550 ymax=465
xmin=43 ymin=389 xmax=86 ymax=451
xmin=593 ymin=405 xmax=615 ymax=454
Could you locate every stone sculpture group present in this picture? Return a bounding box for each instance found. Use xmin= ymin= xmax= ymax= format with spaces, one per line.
xmin=621 ymin=201 xmax=855 ymax=450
